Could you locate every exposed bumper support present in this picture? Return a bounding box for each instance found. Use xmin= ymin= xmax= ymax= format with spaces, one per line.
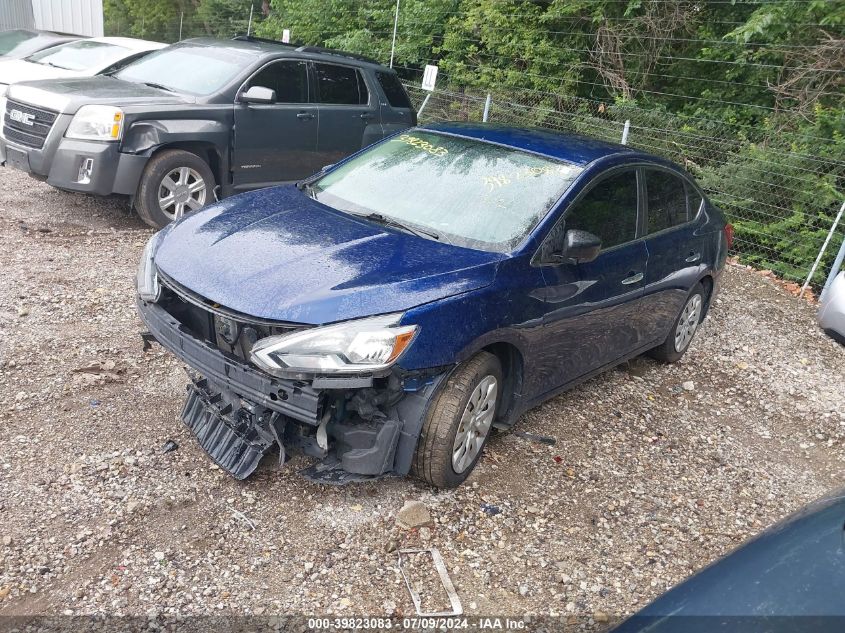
xmin=137 ymin=298 xmax=322 ymax=425
xmin=138 ymin=297 xmax=449 ymax=481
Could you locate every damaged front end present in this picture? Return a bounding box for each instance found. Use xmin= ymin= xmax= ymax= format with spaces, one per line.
xmin=137 ymin=274 xmax=447 ymax=483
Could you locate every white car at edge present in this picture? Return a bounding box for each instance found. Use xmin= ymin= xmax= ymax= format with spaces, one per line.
xmin=0 ymin=36 xmax=167 ymax=90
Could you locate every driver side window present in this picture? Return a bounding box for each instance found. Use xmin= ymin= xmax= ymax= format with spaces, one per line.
xmin=245 ymin=60 xmax=308 ymax=103
xmin=564 ymin=169 xmax=639 ymax=250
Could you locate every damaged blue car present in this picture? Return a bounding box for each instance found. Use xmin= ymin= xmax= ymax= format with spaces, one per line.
xmin=136 ymin=123 xmax=730 ymax=487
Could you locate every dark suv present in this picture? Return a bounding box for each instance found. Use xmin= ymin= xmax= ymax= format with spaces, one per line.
xmin=0 ymin=36 xmax=416 ymax=228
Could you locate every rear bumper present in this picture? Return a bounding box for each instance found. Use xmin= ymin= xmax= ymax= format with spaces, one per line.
xmin=818 ymin=272 xmax=845 ymax=341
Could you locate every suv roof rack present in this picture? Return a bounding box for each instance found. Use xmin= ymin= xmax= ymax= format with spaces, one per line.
xmin=293 ymin=45 xmax=380 ymax=65
xmin=231 ymin=35 xmax=381 ymax=65
xmin=231 ymin=34 xmax=296 ymax=48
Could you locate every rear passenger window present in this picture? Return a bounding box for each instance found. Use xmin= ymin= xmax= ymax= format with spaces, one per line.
xmin=565 ymin=170 xmax=638 ymax=249
xmin=686 ymin=183 xmax=703 ymax=218
xmin=315 ymin=64 xmax=368 ymax=105
xmin=646 ymin=170 xmax=688 ymax=234
xmin=377 ymin=71 xmax=412 ymax=109
xmin=246 ymin=60 xmax=308 ymax=103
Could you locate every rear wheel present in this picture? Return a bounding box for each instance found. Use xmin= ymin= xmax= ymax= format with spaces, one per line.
xmin=412 ymin=352 xmax=502 ymax=488
xmin=649 ymin=282 xmax=706 ymax=363
xmin=135 ymin=149 xmax=215 ymax=228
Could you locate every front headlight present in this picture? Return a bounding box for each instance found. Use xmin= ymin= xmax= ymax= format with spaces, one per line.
xmin=0 ymin=84 xmax=8 ymax=98
xmin=136 ymin=232 xmax=162 ymax=302
xmin=251 ymin=314 xmax=418 ymax=376
xmin=66 ymin=105 xmax=124 ymax=141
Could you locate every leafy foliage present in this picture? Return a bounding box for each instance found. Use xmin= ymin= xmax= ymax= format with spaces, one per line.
xmin=105 ymin=0 xmax=845 ymax=284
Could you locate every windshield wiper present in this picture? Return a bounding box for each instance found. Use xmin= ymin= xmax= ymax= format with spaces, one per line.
xmin=362 ymin=213 xmax=441 ymax=241
xmin=38 ymin=61 xmax=71 ymax=70
xmin=140 ymin=81 xmax=175 ymax=93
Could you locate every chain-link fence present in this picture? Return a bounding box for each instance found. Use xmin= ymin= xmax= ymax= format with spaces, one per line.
xmin=404 ymin=83 xmax=845 ymax=292
xmin=102 ymin=1 xmax=845 ymax=292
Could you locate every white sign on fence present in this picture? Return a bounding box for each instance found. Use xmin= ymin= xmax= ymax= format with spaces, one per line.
xmin=282 ymin=29 xmax=291 ymax=43
xmin=422 ymin=65 xmax=439 ymax=92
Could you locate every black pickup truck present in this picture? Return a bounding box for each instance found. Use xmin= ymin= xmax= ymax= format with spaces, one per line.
xmin=0 ymin=36 xmax=416 ymax=228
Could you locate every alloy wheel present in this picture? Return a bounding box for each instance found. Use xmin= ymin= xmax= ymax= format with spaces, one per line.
xmin=674 ymin=294 xmax=703 ymax=353
xmin=451 ymin=375 xmax=498 ymax=473
xmin=158 ymin=166 xmax=207 ymax=220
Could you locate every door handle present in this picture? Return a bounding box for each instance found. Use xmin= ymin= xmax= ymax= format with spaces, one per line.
xmin=685 ymin=252 xmax=701 ymax=263
xmin=621 ymin=272 xmax=644 ymax=285
xmin=359 ymin=113 xmax=374 ymax=120
xmin=296 ymin=112 xmax=315 ymax=120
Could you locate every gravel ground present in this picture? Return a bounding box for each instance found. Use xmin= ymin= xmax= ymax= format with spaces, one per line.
xmin=1 ymin=167 xmax=844 ymax=625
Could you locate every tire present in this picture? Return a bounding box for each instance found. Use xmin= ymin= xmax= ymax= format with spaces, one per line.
xmin=135 ymin=149 xmax=215 ymax=229
xmin=648 ymin=282 xmax=707 ymax=363
xmin=412 ymin=351 xmax=503 ymax=488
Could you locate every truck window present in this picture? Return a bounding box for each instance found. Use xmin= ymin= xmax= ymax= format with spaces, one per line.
xmin=645 ymin=169 xmax=688 ymax=234
xmin=315 ymin=63 xmax=367 ymax=105
xmin=246 ymin=60 xmax=308 ymax=103
xmin=376 ymin=72 xmax=412 ymax=109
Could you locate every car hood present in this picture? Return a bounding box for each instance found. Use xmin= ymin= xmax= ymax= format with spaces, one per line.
xmin=613 ymin=489 xmax=845 ymax=630
xmin=0 ymin=58 xmax=87 ymax=86
xmin=154 ymin=186 xmax=504 ymax=325
xmin=7 ymin=75 xmax=189 ymax=114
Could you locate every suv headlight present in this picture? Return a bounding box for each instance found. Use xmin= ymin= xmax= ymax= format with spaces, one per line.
xmin=66 ymin=105 xmax=124 ymax=141
xmin=251 ymin=314 xmax=418 ymax=376
xmin=136 ymin=232 xmax=162 ymax=302
xmin=0 ymin=84 xmax=8 ymax=98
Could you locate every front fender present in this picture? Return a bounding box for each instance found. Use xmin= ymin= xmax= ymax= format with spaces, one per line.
xmin=122 ymin=119 xmax=230 ymax=155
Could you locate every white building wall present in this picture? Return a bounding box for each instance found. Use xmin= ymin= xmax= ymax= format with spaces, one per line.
xmin=32 ymin=0 xmax=104 ymax=36
xmin=1 ymin=0 xmax=104 ymax=36
xmin=0 ymin=0 xmax=36 ymax=31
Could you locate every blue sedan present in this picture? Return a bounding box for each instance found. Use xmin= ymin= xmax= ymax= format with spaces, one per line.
xmin=136 ymin=124 xmax=731 ymax=487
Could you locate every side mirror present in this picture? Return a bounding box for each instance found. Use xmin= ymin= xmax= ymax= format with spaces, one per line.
xmin=240 ymin=85 xmax=276 ymax=104
xmin=560 ymin=229 xmax=601 ymax=264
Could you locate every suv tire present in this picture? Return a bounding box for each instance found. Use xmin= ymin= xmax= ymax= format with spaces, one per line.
xmin=135 ymin=149 xmax=215 ymax=228
xmin=648 ymin=282 xmax=707 ymax=363
xmin=412 ymin=351 xmax=502 ymax=488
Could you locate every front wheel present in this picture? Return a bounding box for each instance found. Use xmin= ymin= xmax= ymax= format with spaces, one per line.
xmin=135 ymin=149 xmax=215 ymax=229
xmin=412 ymin=352 xmax=502 ymax=488
xmin=649 ymin=282 xmax=706 ymax=363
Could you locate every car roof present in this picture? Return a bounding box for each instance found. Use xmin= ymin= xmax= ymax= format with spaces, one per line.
xmin=179 ymin=37 xmax=388 ymax=69
xmin=423 ymin=122 xmax=641 ymax=166
xmin=87 ymin=36 xmax=167 ymax=51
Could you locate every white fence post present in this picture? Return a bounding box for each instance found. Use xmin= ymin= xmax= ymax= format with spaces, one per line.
xmin=621 ymin=119 xmax=631 ymax=145
xmin=178 ymin=11 xmax=183 ymax=40
xmin=417 ymin=92 xmax=432 ymax=118
xmin=483 ymin=93 xmax=492 ymax=122
xmin=389 ymin=0 xmax=400 ymax=68
xmin=801 ymin=199 xmax=845 ymax=298
xmin=247 ymin=4 xmax=254 ymax=36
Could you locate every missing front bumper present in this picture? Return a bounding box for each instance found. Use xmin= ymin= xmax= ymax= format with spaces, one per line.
xmin=139 ymin=298 xmax=449 ymax=482
xmin=181 ymin=379 xmax=279 ymax=479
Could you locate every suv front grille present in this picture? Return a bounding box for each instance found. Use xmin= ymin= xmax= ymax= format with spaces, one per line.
xmin=157 ymin=272 xmax=305 ymax=362
xmin=3 ymin=99 xmax=58 ymax=149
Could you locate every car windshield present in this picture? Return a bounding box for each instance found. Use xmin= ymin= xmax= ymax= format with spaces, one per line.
xmin=0 ymin=30 xmax=37 ymax=57
xmin=26 ymin=40 xmax=129 ymax=71
xmin=114 ymin=44 xmax=251 ymax=96
xmin=311 ymin=131 xmax=583 ymax=252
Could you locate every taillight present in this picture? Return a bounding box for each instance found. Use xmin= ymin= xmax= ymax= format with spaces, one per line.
xmin=724 ymin=223 xmax=734 ymax=250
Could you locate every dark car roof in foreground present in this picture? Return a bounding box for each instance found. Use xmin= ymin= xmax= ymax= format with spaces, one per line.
xmin=424 ymin=122 xmax=640 ymax=166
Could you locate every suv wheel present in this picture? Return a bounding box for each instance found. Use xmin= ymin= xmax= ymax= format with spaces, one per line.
xmin=412 ymin=352 xmax=502 ymax=488
xmin=648 ymin=282 xmax=707 ymax=363
xmin=135 ymin=149 xmax=215 ymax=228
